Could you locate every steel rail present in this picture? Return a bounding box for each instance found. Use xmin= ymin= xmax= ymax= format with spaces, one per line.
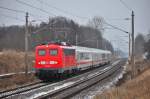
xmin=36 ymin=59 xmax=126 ymax=99
xmin=0 ymin=59 xmax=124 ymax=99
xmin=0 ymin=81 xmax=48 ymax=99
xmin=0 ymin=71 xmax=35 ymax=79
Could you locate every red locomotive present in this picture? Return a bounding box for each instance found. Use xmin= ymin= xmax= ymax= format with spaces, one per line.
xmin=34 ymin=42 xmax=112 ymax=79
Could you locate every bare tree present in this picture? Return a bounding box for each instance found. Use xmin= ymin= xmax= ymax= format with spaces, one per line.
xmin=144 ymin=31 xmax=150 ymax=59
xmin=0 ymin=16 xmax=114 ymax=52
xmin=87 ymin=16 xmax=108 ymax=50
xmin=88 ymin=16 xmax=105 ymax=33
xmin=135 ymin=33 xmax=145 ymax=58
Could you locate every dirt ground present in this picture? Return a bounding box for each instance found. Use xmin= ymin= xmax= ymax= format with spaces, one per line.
xmin=94 ymin=60 xmax=150 ymax=99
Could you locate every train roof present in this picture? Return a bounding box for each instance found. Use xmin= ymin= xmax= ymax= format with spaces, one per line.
xmin=74 ymin=46 xmax=111 ymax=54
xmin=36 ymin=43 xmax=111 ymax=54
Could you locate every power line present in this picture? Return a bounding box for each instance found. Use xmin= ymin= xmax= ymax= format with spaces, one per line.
xmin=0 ymin=6 xmax=26 ymax=14
xmin=29 ymin=13 xmax=49 ymax=22
xmin=77 ymin=36 xmax=98 ymax=44
xmin=16 ymin=0 xmax=56 ymax=16
xmin=104 ymin=22 xmax=129 ymax=34
xmin=32 ymin=24 xmax=49 ymax=33
xmin=119 ymin=0 xmax=132 ymax=11
xmin=106 ymin=18 xmax=130 ymax=21
xmin=0 ymin=5 xmax=49 ymax=22
xmin=0 ymin=13 xmax=24 ymax=22
xmin=36 ymin=0 xmax=88 ymax=20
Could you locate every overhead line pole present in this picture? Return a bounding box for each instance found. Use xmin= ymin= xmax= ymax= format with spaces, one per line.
xmin=25 ymin=12 xmax=29 ymax=75
xmin=119 ymin=0 xmax=135 ymax=77
xmin=129 ymin=33 xmax=131 ymax=59
xmin=131 ymin=11 xmax=135 ymax=77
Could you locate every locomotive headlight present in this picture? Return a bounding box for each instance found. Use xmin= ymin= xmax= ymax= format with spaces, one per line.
xmin=49 ymin=61 xmax=58 ymax=64
xmin=40 ymin=61 xmax=46 ymax=65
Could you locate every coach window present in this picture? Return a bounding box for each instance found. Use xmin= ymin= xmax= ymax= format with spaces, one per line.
xmin=80 ymin=53 xmax=84 ymax=60
xmin=85 ymin=53 xmax=90 ymax=59
xmin=50 ymin=49 xmax=58 ymax=56
xmin=102 ymin=54 xmax=105 ymax=59
xmin=38 ymin=49 xmax=46 ymax=56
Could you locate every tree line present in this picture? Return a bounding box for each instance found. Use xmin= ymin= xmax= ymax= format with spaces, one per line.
xmin=0 ymin=16 xmax=114 ymax=52
xmin=134 ymin=31 xmax=150 ymax=60
xmin=144 ymin=31 xmax=150 ymax=59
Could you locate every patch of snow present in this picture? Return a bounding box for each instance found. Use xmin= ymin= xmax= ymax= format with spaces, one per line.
xmin=87 ymin=66 xmax=112 ymax=79
xmin=92 ymin=69 xmax=124 ymax=99
xmin=112 ymin=60 xmax=120 ymax=66
xmin=0 ymin=52 xmax=3 ymax=55
xmin=80 ymin=77 xmax=84 ymax=80
xmin=28 ymin=82 xmax=75 ymax=99
xmin=143 ymin=52 xmax=148 ymax=59
xmin=0 ymin=73 xmax=15 ymax=77
xmin=102 ymin=66 xmax=111 ymax=71
xmin=87 ymin=72 xmax=99 ymax=78
xmin=54 ymin=82 xmax=74 ymax=90
xmin=74 ymin=65 xmax=126 ymax=99
xmin=0 ymin=71 xmax=35 ymax=78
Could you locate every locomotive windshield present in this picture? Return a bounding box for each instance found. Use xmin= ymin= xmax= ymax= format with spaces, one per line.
xmin=50 ymin=49 xmax=58 ymax=56
xmin=38 ymin=49 xmax=46 ymax=56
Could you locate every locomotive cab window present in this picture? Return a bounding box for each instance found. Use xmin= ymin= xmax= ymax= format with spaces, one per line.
xmin=50 ymin=49 xmax=58 ymax=56
xmin=38 ymin=49 xmax=46 ymax=56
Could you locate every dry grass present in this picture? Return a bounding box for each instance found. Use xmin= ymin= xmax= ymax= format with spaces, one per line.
xmin=0 ymin=50 xmax=34 ymax=74
xmin=94 ymin=61 xmax=150 ymax=99
xmin=0 ymin=50 xmax=38 ymax=91
xmin=0 ymin=74 xmax=37 ymax=91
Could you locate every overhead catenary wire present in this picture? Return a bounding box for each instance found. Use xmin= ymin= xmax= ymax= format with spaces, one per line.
xmin=0 ymin=1 xmax=130 ymax=36
xmin=0 ymin=6 xmax=26 ymax=14
xmin=0 ymin=6 xmax=48 ymax=23
xmin=0 ymin=13 xmax=24 ymax=22
xmin=0 ymin=6 xmax=129 ymax=35
xmin=0 ymin=7 xmax=50 ymax=35
xmin=106 ymin=18 xmax=130 ymax=21
xmin=29 ymin=14 xmax=49 ymax=22
xmin=16 ymin=0 xmax=56 ymax=16
xmin=36 ymin=0 xmax=88 ymax=20
xmin=32 ymin=24 xmax=50 ymax=34
xmin=119 ymin=0 xmax=132 ymax=11
xmin=77 ymin=36 xmax=99 ymax=44
xmin=104 ymin=21 xmax=129 ymax=34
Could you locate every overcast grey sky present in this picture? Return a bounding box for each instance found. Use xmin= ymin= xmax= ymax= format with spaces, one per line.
xmin=0 ymin=0 xmax=150 ymax=53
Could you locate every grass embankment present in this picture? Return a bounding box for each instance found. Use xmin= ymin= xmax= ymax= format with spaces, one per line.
xmin=0 ymin=50 xmax=37 ymax=91
xmin=0 ymin=50 xmax=34 ymax=74
xmin=0 ymin=74 xmax=37 ymax=91
xmin=94 ymin=60 xmax=150 ymax=99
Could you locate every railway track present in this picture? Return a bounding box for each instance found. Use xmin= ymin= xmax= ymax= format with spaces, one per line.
xmin=0 ymin=65 xmax=109 ymax=99
xmin=0 ymin=71 xmax=35 ymax=79
xmin=37 ymin=59 xmax=126 ymax=99
xmin=0 ymin=81 xmax=48 ymax=99
xmin=0 ymin=59 xmax=125 ymax=99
